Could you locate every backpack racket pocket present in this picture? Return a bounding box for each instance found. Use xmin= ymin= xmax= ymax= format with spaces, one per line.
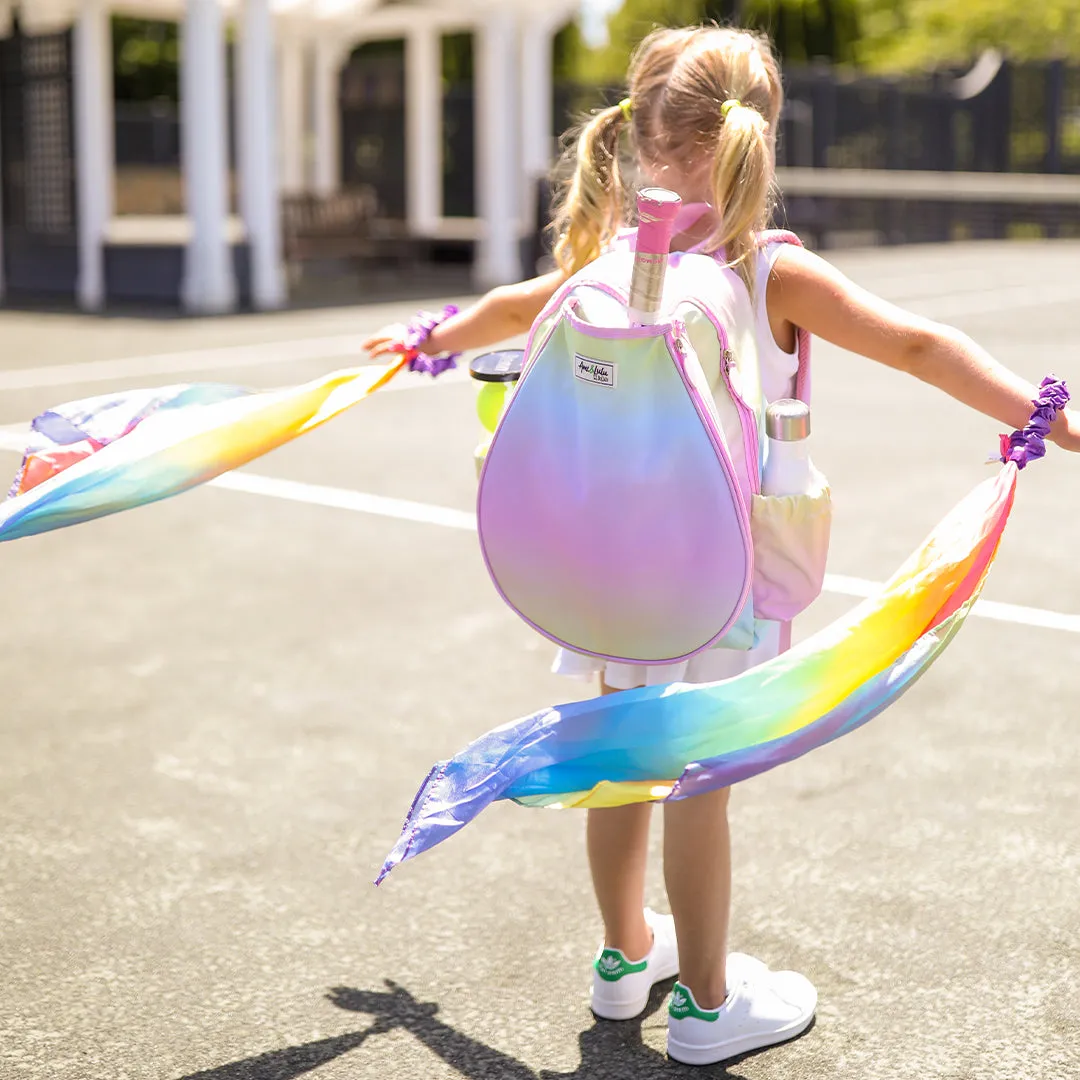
xmin=477 ymin=307 xmax=755 ymax=664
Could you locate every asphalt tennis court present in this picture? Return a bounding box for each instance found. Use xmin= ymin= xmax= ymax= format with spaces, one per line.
xmin=1 ymin=240 xmax=1078 ymax=1080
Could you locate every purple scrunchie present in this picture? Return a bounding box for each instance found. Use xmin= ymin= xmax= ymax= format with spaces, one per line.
xmin=999 ymin=375 xmax=1071 ymax=469
xmin=402 ymin=305 xmax=461 ymax=377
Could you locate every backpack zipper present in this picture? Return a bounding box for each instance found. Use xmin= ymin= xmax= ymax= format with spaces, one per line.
xmin=663 ymin=327 xmax=755 ymax=630
xmin=681 ymin=299 xmax=762 ymax=499
xmin=719 ymin=349 xmax=761 ymax=496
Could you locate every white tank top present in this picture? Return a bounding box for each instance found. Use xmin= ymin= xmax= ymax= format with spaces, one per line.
xmin=753 ymin=242 xmax=800 ymax=403
xmin=609 ymin=224 xmax=800 ymax=408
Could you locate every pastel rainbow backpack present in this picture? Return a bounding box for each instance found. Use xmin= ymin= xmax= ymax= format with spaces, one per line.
xmin=476 ymin=190 xmax=830 ymax=665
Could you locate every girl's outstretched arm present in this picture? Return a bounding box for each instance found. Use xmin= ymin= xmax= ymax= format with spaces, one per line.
xmin=362 ymin=269 xmax=567 ymax=360
xmin=769 ymin=246 xmax=1080 ymax=451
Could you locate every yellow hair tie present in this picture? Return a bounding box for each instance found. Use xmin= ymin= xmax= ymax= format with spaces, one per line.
xmin=619 ymin=98 xmax=633 ymax=121
xmin=720 ymin=98 xmax=741 ymax=118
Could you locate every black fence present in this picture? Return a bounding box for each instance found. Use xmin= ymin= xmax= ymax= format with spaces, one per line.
xmin=109 ymin=53 xmax=1080 ymax=246
xmin=338 ymin=45 xmax=475 ymax=221
xmin=0 ymin=28 xmax=79 ymax=296
xmin=114 ymin=100 xmax=180 ymax=166
xmin=553 ymin=57 xmax=1080 ymax=246
xmin=340 ymin=50 xmax=406 ymax=218
xmin=114 ymin=98 xmax=239 ymax=170
xmin=553 ymin=57 xmax=1080 ymax=175
xmin=113 ymin=55 xmax=1080 ymax=177
xmin=781 ymin=59 xmax=1079 ymax=174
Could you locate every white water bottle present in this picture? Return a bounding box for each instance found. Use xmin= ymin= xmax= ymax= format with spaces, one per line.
xmin=762 ymin=399 xmax=812 ymax=496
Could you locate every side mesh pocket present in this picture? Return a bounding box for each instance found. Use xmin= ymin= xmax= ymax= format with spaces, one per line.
xmin=750 ymin=466 xmax=832 ymax=621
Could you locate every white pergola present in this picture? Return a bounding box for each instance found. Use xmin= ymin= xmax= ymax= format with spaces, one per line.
xmin=0 ymin=0 xmax=577 ymax=312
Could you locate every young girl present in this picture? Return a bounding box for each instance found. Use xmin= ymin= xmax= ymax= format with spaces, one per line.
xmin=364 ymin=25 xmax=1079 ymax=1067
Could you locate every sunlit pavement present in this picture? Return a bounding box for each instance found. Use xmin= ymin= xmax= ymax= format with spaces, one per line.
xmin=2 ymin=241 xmax=1079 ymax=1080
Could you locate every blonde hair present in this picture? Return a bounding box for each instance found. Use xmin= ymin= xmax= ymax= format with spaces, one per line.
xmin=550 ymin=25 xmax=783 ymax=299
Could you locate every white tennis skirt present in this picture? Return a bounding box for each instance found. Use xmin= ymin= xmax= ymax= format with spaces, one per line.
xmin=551 ymin=621 xmax=784 ymax=691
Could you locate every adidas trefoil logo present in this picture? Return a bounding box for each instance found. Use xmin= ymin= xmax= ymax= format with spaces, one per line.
xmin=668 ymin=984 xmax=720 ymax=1022
xmin=595 ymin=949 xmax=647 ymax=982
xmin=596 ymin=952 xmax=626 ymax=981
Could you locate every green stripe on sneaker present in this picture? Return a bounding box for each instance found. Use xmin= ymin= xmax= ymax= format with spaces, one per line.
xmin=668 ymin=982 xmax=721 ymax=1022
xmin=594 ymin=948 xmax=648 ymax=982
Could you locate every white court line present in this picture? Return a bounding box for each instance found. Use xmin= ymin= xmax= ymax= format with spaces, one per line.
xmin=0 ymin=438 xmax=1074 ymax=633
xmin=2 ymin=276 xmax=1080 ymax=393
xmin=211 ymin=471 xmax=479 ymax=531
xmin=210 ymin=472 xmax=1080 ymax=635
xmin=0 ymin=335 xmax=470 ymax=393
xmin=820 ymin=572 xmax=1080 ymax=633
xmin=0 ymin=335 xmax=372 ymax=391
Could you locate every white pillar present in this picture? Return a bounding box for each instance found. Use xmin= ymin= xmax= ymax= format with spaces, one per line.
xmin=519 ymin=16 xmax=555 ymax=221
xmin=73 ymin=0 xmax=114 ymax=311
xmin=278 ymin=38 xmax=306 ymax=195
xmin=181 ymin=0 xmax=237 ymax=314
xmin=312 ymin=39 xmax=342 ymax=196
xmin=237 ymin=0 xmax=285 ymax=309
xmin=406 ymin=25 xmax=441 ymax=236
xmin=475 ymin=8 xmax=521 ymax=287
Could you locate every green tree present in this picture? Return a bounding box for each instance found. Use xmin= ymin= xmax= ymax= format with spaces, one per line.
xmin=567 ymin=0 xmax=865 ymax=85
xmin=709 ymin=0 xmax=862 ymax=63
xmin=112 ymin=17 xmax=179 ymax=101
xmin=563 ymin=0 xmax=1080 ymax=86
xmin=856 ymin=0 xmax=1080 ymax=69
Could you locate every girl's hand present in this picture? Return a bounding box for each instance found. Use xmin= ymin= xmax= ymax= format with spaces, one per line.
xmin=361 ymin=324 xmax=409 ymax=360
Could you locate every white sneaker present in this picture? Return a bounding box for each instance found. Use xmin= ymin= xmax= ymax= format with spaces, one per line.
xmin=590 ymin=908 xmax=679 ymax=1021
xmin=667 ymin=958 xmax=817 ymax=1066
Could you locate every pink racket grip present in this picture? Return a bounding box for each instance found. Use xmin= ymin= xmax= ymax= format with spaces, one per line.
xmin=635 ymin=188 xmax=682 ymax=256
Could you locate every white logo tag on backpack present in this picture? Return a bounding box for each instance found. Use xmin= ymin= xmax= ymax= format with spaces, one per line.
xmin=574 ymin=354 xmax=617 ymax=389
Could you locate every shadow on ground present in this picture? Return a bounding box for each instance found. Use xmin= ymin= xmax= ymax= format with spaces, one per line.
xmin=175 ymin=978 xmax=770 ymax=1079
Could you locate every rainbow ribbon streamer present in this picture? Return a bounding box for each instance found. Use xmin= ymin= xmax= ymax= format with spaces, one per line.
xmin=377 ymin=377 xmax=1070 ymax=883
xmin=0 ymin=360 xmax=410 ymax=543
xmin=0 ymin=356 xmax=1068 ymax=891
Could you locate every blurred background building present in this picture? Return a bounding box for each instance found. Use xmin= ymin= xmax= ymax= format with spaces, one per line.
xmin=0 ymin=0 xmax=1078 ymax=314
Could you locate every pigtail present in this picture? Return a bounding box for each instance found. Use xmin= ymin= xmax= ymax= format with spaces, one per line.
xmin=709 ymin=101 xmax=775 ymax=302
xmin=550 ymin=103 xmax=629 ymax=277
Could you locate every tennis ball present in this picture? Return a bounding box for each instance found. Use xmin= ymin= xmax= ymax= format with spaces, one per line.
xmin=476 ymin=382 xmax=507 ymax=432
